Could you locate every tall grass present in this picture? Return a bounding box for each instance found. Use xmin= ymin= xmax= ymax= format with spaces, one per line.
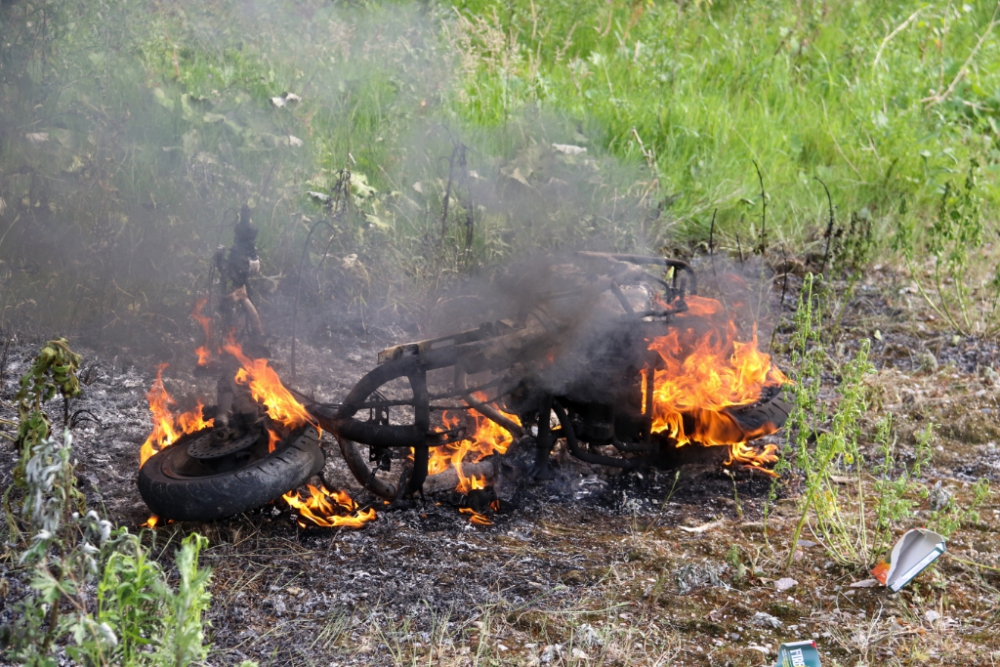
xmin=449 ymin=0 xmax=1000 ymax=245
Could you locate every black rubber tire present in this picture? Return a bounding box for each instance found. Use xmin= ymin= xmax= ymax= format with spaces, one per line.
xmin=137 ymin=425 xmax=324 ymax=521
xmin=723 ymin=389 xmax=792 ymax=433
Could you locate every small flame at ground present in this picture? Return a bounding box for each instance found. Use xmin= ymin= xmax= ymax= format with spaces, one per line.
xmin=191 ymin=297 xmax=213 ymax=367
xmin=641 ymin=295 xmax=787 ymax=470
xmin=424 ymin=397 xmax=518 ymax=525
xmin=727 ymin=440 xmax=779 ymax=476
xmin=282 ymin=484 xmax=377 ymax=529
xmin=459 ymin=507 xmax=494 ymax=526
xmin=143 ymin=515 xmax=159 ymax=529
xmin=429 ymin=396 xmax=519 ymax=495
xmin=140 ymin=364 xmax=213 ymax=467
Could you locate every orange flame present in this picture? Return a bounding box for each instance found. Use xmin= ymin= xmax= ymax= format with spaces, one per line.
xmin=418 ymin=397 xmax=517 ymax=525
xmin=143 ymin=515 xmax=159 ymax=529
xmin=283 ymin=484 xmax=377 ymax=529
xmin=140 ymin=342 xmax=316 ymax=466
xmin=459 ymin=506 xmax=494 ymax=526
xmin=641 ymin=295 xmax=786 ymax=470
xmin=139 ymin=364 xmax=213 ymax=466
xmin=191 ymin=297 xmax=213 ymax=366
xmin=266 ymin=427 xmax=281 ymax=454
xmin=223 ymin=341 xmax=316 ymax=431
xmin=139 ymin=342 xmax=352 ymax=527
xmin=426 ymin=396 xmax=519 ymax=495
xmin=459 ymin=474 xmax=497 ymax=526
xmin=727 ymin=440 xmax=779 ymax=477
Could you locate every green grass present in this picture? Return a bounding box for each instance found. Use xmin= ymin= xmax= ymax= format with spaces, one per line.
xmin=448 ymin=0 xmax=1000 ymax=245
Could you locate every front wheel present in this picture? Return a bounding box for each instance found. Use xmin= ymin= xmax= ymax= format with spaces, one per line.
xmin=137 ymin=425 xmax=323 ymax=521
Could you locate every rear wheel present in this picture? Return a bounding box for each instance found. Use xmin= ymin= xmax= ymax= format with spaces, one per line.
xmin=313 ymin=356 xmax=515 ymax=500
xmin=723 ymin=388 xmax=791 ymax=434
xmin=137 ymin=425 xmax=323 ymax=521
xmin=324 ymin=356 xmax=426 ymax=499
xmin=323 ymin=357 xmax=792 ymax=495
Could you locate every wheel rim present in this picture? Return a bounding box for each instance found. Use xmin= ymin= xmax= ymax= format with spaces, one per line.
xmin=153 ymin=425 xmax=310 ymax=479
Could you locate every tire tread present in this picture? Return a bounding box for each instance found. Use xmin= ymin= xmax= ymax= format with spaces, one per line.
xmin=137 ymin=426 xmax=323 ymax=522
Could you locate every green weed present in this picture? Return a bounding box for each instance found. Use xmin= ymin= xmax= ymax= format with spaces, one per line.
xmin=450 ymin=0 xmax=1000 ymax=245
xmin=3 ymin=342 xmax=217 ymax=667
xmin=928 ymin=477 xmax=991 ymax=539
xmin=784 ymin=274 xmax=936 ymax=570
xmin=869 ymin=420 xmax=932 ymax=559
xmin=895 ymin=160 xmax=1000 ymax=336
xmin=152 ymin=534 xmax=213 ymax=667
xmin=8 ymin=339 xmax=80 ymax=495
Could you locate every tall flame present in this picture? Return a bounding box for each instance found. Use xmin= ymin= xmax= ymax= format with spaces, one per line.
xmin=283 ymin=484 xmax=376 ymax=529
xmin=223 ymin=341 xmax=316 ymax=430
xmin=191 ymin=297 xmax=213 ymax=367
xmin=641 ymin=295 xmax=786 ymax=471
xmin=140 ymin=341 xmax=315 ymax=467
xmin=139 ymin=364 xmax=213 ymax=466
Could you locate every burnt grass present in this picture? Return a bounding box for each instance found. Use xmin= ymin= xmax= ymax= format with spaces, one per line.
xmin=1 ymin=268 xmax=1000 ymax=667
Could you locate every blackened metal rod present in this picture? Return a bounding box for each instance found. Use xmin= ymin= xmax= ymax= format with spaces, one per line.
xmin=407 ymin=368 xmax=430 ymax=495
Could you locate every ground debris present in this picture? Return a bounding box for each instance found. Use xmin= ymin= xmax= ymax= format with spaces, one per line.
xmin=753 ymin=611 xmax=783 ymax=629
xmin=676 ymin=560 xmax=729 ymax=594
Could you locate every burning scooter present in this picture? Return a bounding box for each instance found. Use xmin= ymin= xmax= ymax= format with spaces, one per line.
xmin=138 ymin=250 xmax=789 ymax=526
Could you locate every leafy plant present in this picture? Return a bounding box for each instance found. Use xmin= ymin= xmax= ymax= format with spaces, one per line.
xmin=4 ymin=342 xmax=214 ymax=667
xmin=869 ymin=418 xmax=932 ymax=560
xmin=153 ymin=534 xmax=213 ymax=667
xmin=724 ymin=544 xmax=747 ymax=584
xmin=11 ymin=338 xmax=81 ymax=491
xmin=895 ymin=160 xmax=1000 ymax=336
xmin=826 ymin=207 xmax=877 ymax=336
xmin=927 ymin=477 xmax=991 ymax=539
xmin=789 ymin=334 xmax=875 ymax=568
xmin=96 ymin=537 xmax=172 ymax=664
xmin=784 ymin=274 xmax=935 ymax=570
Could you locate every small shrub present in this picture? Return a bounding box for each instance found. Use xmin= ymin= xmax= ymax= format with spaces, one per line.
xmin=10 ymin=338 xmax=80 ymax=497
xmin=784 ymin=274 xmax=936 ymax=570
xmin=895 ymin=160 xmax=1000 ymax=336
xmin=153 ymin=534 xmax=213 ymax=667
xmin=3 ymin=342 xmax=214 ymax=667
xmin=927 ymin=477 xmax=991 ymax=539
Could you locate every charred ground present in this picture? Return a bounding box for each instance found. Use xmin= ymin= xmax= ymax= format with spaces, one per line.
xmin=2 ymin=264 xmax=999 ymax=667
